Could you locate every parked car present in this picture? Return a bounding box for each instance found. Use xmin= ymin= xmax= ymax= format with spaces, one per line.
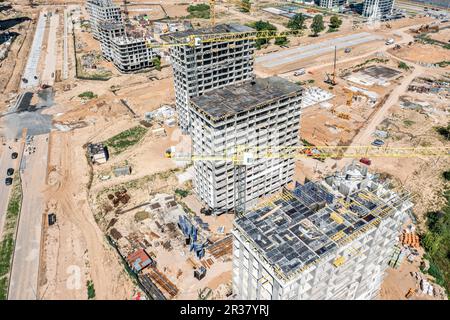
xmin=294 ymin=68 xmax=306 ymax=76
xmin=359 ymin=158 xmax=372 ymax=166
xmin=344 ymin=48 xmax=351 ymax=53
xmin=11 ymin=152 xmax=18 ymax=159
xmin=5 ymin=177 xmax=12 ymax=186
xmin=7 ymin=168 xmax=14 ymax=176
xmin=371 ymin=139 xmax=385 ymax=147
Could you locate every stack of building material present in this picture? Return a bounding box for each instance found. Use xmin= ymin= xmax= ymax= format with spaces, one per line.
xmin=207 ymin=235 xmax=233 ymax=259
xmin=147 ymin=267 xmax=179 ymax=298
xmin=400 ymin=232 xmax=420 ymax=248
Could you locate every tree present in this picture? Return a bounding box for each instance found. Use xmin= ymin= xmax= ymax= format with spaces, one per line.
xmin=153 ymin=56 xmax=161 ymax=71
xmin=274 ymin=36 xmax=288 ymax=46
xmin=249 ymin=20 xmax=277 ymax=49
xmin=287 ymin=13 xmax=306 ymax=30
xmin=329 ymin=15 xmax=342 ymax=31
xmin=241 ymin=0 xmax=251 ymax=13
xmin=310 ymin=14 xmax=325 ymax=36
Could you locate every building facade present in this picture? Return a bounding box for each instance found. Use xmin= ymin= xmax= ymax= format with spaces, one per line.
xmin=86 ymin=0 xmax=122 ymax=39
xmin=190 ymin=77 xmax=303 ymax=215
xmin=316 ymin=0 xmax=347 ymax=9
xmin=362 ymin=0 xmax=395 ymax=19
xmin=232 ymin=164 xmax=412 ymax=299
xmin=166 ymin=24 xmax=256 ymax=133
xmin=98 ymin=21 xmax=125 ymax=60
xmin=110 ymin=36 xmax=155 ymax=73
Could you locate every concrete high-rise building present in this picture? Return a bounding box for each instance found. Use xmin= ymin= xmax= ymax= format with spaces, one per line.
xmin=316 ymin=0 xmax=347 ymax=9
xmin=190 ymin=77 xmax=303 ymax=215
xmin=86 ymin=0 xmax=122 ymax=39
xmin=232 ymin=163 xmax=412 ymax=300
xmin=362 ymin=0 xmax=395 ymax=19
xmin=165 ymin=24 xmax=256 ymax=133
xmin=110 ymin=36 xmax=155 ymax=73
xmin=98 ymin=21 xmax=125 ymax=61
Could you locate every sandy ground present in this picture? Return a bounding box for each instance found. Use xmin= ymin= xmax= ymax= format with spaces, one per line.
xmin=391 ymin=42 xmax=450 ymax=64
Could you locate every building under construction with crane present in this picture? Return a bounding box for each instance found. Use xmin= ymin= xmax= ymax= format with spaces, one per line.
xmin=86 ymin=0 xmax=155 ymax=72
xmin=164 ymin=23 xmax=256 ymax=133
xmin=190 ymin=77 xmax=303 ymax=215
xmin=232 ymin=163 xmax=413 ymax=300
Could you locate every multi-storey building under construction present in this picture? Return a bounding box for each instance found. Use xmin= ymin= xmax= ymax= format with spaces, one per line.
xmin=190 ymin=77 xmax=303 ymax=215
xmin=232 ymin=163 xmax=412 ymax=300
xmin=165 ymin=24 xmax=256 ymax=133
xmin=362 ymin=0 xmax=395 ymax=19
xmin=86 ymin=0 xmax=122 ymax=39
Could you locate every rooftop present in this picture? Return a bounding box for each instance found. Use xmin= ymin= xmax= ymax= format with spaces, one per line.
xmin=234 ymin=164 xmax=411 ymax=280
xmin=190 ymin=77 xmax=302 ymax=121
xmin=161 ymin=23 xmax=254 ymax=42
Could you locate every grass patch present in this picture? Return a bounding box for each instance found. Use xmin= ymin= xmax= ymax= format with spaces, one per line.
xmin=134 ymin=211 xmax=150 ymax=223
xmin=104 ymin=126 xmax=148 ymax=155
xmin=403 ymin=119 xmax=415 ymax=127
xmin=421 ymin=186 xmax=450 ymax=298
xmin=444 ymin=171 xmax=450 ymax=181
xmin=87 ymin=280 xmax=96 ymax=299
xmin=78 ymin=91 xmax=97 ymax=100
xmin=187 ymin=3 xmax=210 ymax=19
xmin=0 ymin=174 xmax=22 ymax=300
xmin=398 ymin=62 xmax=410 ymax=70
xmin=175 ymin=188 xmax=189 ymax=198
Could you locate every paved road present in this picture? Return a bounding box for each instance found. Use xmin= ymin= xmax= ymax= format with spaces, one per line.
xmin=21 ymin=10 xmax=47 ymax=89
xmin=256 ymin=32 xmax=382 ymax=69
xmin=0 ymin=141 xmax=21 ymax=238
xmin=8 ymin=134 xmax=48 ymax=300
xmin=41 ymin=13 xmax=59 ymax=86
xmin=63 ymin=10 xmax=69 ymax=80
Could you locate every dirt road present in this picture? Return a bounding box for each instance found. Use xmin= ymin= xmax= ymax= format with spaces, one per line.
xmin=41 ymin=13 xmax=59 ymax=86
xmin=40 ymin=131 xmax=134 ymax=299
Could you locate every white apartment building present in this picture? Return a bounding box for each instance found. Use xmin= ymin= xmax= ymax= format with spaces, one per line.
xmin=110 ymin=36 xmax=155 ymax=73
xmin=86 ymin=0 xmax=122 ymax=39
xmin=189 ymin=77 xmax=303 ymax=215
xmin=362 ymin=0 xmax=396 ymax=19
xmin=232 ymin=163 xmax=412 ymax=300
xmin=98 ymin=21 xmax=125 ymax=60
xmin=316 ymin=0 xmax=347 ymax=9
xmin=165 ymin=24 xmax=256 ymax=133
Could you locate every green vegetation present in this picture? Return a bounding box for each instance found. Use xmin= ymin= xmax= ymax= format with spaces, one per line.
xmin=353 ymin=58 xmax=389 ymax=70
xmin=310 ymin=14 xmax=325 ymax=37
xmin=287 ymin=13 xmax=306 ymax=30
xmin=421 ymin=184 xmax=450 ymax=297
xmin=403 ymin=119 xmax=415 ymax=127
xmin=134 ymin=211 xmax=150 ymax=223
xmin=78 ymin=91 xmax=97 ymax=100
xmin=0 ymin=174 xmax=22 ymax=300
xmin=328 ymin=15 xmax=342 ymax=32
xmin=241 ymin=0 xmax=251 ymax=13
xmin=187 ymin=3 xmax=210 ymax=19
xmin=398 ymin=61 xmax=410 ymax=70
xmin=435 ymin=123 xmax=450 ymax=140
xmin=443 ymin=171 xmax=450 ymax=181
xmin=175 ymin=188 xmax=189 ymax=198
xmin=247 ymin=20 xmax=277 ymax=49
xmin=152 ymin=56 xmax=161 ymax=71
xmin=87 ymin=280 xmax=96 ymax=299
xmin=104 ymin=126 xmax=148 ymax=155
xmin=437 ymin=61 xmax=450 ymax=68
xmin=274 ymin=36 xmax=289 ymax=46
xmin=417 ymin=34 xmax=450 ymax=50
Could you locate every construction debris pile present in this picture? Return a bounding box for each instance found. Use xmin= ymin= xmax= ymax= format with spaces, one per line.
xmin=410 ymin=272 xmax=448 ymax=300
xmin=107 ymin=193 xmax=233 ymax=299
xmin=87 ymin=143 xmax=109 ymax=164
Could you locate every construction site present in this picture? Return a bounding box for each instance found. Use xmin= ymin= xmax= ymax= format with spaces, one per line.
xmin=0 ymin=0 xmax=449 ymax=301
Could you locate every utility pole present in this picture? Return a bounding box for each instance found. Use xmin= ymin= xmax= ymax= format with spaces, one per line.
xmin=333 ymin=45 xmax=337 ymax=85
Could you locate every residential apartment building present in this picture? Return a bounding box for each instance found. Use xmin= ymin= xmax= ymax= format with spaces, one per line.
xmin=316 ymin=0 xmax=347 ymax=9
xmin=110 ymin=36 xmax=155 ymax=73
xmin=232 ymin=163 xmax=412 ymax=299
xmin=86 ymin=0 xmax=122 ymax=39
xmin=98 ymin=21 xmax=125 ymax=60
xmin=362 ymin=0 xmax=395 ymax=19
xmin=190 ymin=77 xmax=303 ymax=215
xmin=165 ymin=24 xmax=256 ymax=133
